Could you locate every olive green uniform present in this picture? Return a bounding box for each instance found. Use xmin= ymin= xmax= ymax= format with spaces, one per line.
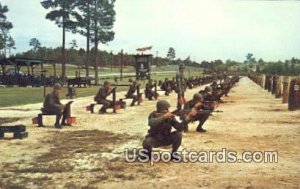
xmin=94 ymin=86 xmax=113 ymax=113
xmin=142 ymin=111 xmax=186 ymax=156
xmin=43 ymin=92 xmax=70 ymax=126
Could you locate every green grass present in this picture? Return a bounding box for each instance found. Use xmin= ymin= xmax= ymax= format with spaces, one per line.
xmin=0 ymin=86 xmax=97 ymax=107
xmin=0 ymin=67 xmax=203 ymax=107
xmin=16 ymin=64 xmax=135 ymax=77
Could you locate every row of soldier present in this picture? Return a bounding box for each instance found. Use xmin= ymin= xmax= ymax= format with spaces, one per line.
xmin=39 ymin=64 xmax=240 ymax=161
xmin=142 ymin=73 xmax=240 ymax=160
xmin=41 ymin=65 xmax=239 ymax=128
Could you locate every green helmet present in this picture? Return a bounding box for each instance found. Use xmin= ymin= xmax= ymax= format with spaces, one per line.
xmin=53 ymin=83 xmax=62 ymax=90
xmin=193 ymin=93 xmax=203 ymax=101
xmin=156 ymin=100 xmax=171 ymax=111
xmin=104 ymin=81 xmax=111 ymax=86
xmin=205 ymin=86 xmax=212 ymax=92
xmin=179 ymin=64 xmax=185 ymax=70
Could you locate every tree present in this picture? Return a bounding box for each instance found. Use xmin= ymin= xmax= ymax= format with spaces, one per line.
xmin=183 ymin=56 xmax=191 ymax=65
xmin=0 ymin=3 xmax=13 ymax=31
xmin=258 ymin=58 xmax=264 ymax=64
xmin=0 ymin=32 xmax=8 ymax=57
xmin=74 ymin=0 xmax=92 ymax=77
xmin=89 ymin=0 xmax=116 ymax=84
xmin=74 ymin=0 xmax=116 ymax=81
xmin=69 ymin=39 xmax=78 ymax=49
xmin=245 ymin=53 xmax=256 ymax=64
xmin=0 ymin=2 xmax=13 ymax=57
xmin=166 ymin=47 xmax=176 ymax=64
xmin=41 ymin=0 xmax=79 ymax=80
xmin=0 ymin=33 xmax=4 ymax=51
xmin=7 ymin=36 xmax=15 ymax=56
xmin=29 ymin=38 xmax=41 ymax=52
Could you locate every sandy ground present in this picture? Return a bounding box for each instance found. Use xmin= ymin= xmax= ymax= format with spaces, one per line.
xmin=0 ymin=77 xmax=299 ymax=189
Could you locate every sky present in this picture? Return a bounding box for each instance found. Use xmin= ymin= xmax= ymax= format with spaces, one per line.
xmin=1 ymin=0 xmax=300 ymax=62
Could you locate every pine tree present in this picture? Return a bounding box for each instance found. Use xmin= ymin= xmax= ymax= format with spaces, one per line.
xmin=41 ymin=0 xmax=79 ymax=80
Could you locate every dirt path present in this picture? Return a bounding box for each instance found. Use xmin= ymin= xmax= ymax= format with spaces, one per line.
xmin=0 ymin=77 xmax=299 ymax=189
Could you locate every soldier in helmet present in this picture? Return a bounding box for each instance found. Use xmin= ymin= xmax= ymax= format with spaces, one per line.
xmin=199 ymin=86 xmax=222 ymax=102
xmin=211 ymin=80 xmax=218 ymax=90
xmin=176 ymin=64 xmax=187 ymax=110
xmin=161 ymin=78 xmax=172 ymax=96
xmin=94 ymin=81 xmax=113 ymax=114
xmin=142 ymin=100 xmax=195 ymax=160
xmin=183 ymin=93 xmax=216 ymax=132
xmin=125 ymin=81 xmax=140 ymax=106
xmin=42 ymin=84 xmax=72 ymax=128
xmin=145 ymin=79 xmax=156 ymax=100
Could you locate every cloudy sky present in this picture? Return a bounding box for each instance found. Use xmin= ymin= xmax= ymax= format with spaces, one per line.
xmin=2 ymin=0 xmax=300 ymax=62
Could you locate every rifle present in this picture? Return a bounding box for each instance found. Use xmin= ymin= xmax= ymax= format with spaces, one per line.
xmin=171 ymin=109 xmax=223 ymax=117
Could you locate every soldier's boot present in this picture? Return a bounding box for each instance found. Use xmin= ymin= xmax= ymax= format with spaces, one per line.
xmin=55 ymin=115 xmax=62 ymax=129
xmin=99 ymin=110 xmax=107 ymax=114
xmin=196 ymin=118 xmax=208 ymax=132
xmin=196 ymin=123 xmax=206 ymax=132
xmin=61 ymin=117 xmax=71 ymax=126
xmin=130 ymin=99 xmax=135 ymax=106
xmin=37 ymin=114 xmax=44 ymax=127
xmin=99 ymin=107 xmax=108 ymax=114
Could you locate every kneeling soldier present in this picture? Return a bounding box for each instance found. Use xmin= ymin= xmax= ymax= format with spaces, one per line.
xmin=145 ymin=79 xmax=156 ymax=100
xmin=43 ymin=84 xmax=71 ymax=129
xmin=200 ymin=86 xmax=222 ymax=102
xmin=142 ymin=100 xmax=195 ymax=160
xmin=125 ymin=81 xmax=139 ymax=106
xmin=94 ymin=81 xmax=113 ymax=114
xmin=184 ymin=93 xmax=215 ymax=132
xmin=161 ymin=78 xmax=172 ymax=96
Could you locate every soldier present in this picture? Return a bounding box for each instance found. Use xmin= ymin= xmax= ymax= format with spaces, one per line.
xmin=183 ymin=93 xmax=215 ymax=132
xmin=145 ymin=79 xmax=156 ymax=100
xmin=126 ymin=81 xmax=139 ymax=106
xmin=161 ymin=78 xmax=172 ymax=96
xmin=42 ymin=84 xmax=72 ymax=129
xmin=94 ymin=81 xmax=113 ymax=114
xmin=142 ymin=100 xmax=195 ymax=160
xmin=170 ymin=77 xmax=177 ymax=91
xmin=199 ymin=86 xmax=222 ymax=102
xmin=219 ymin=79 xmax=231 ymax=97
xmin=187 ymin=77 xmax=193 ymax=89
xmin=176 ymin=64 xmax=187 ymax=110
xmin=210 ymin=80 xmax=218 ymax=90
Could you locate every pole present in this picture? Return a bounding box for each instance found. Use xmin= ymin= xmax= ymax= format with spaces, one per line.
xmin=137 ymin=85 xmax=141 ymax=105
xmin=120 ymin=49 xmax=123 ymax=81
xmin=110 ymin=51 xmax=113 ymax=72
xmin=53 ymin=63 xmax=56 ymax=77
xmin=41 ymin=70 xmax=47 ymax=98
xmin=112 ymin=88 xmax=116 ymax=113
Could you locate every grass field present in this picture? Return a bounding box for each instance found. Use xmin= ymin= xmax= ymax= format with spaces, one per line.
xmin=14 ymin=64 xmax=202 ymax=78
xmin=0 ymin=66 xmax=203 ymax=107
